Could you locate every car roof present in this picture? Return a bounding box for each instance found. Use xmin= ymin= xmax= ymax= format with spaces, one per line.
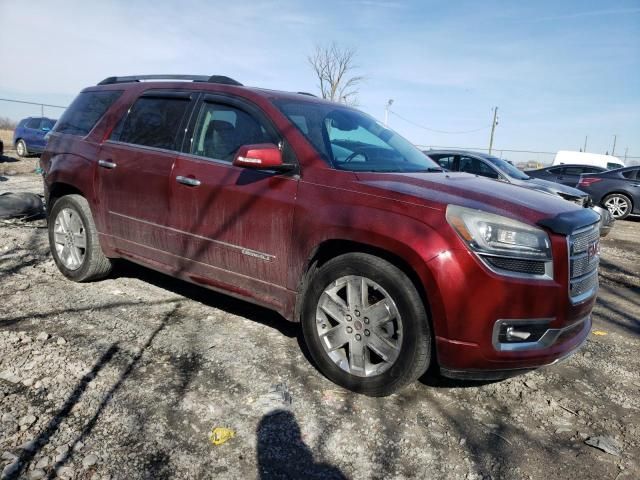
xmin=84 ymin=78 xmax=342 ymax=107
xmin=424 ymin=149 xmax=490 ymax=157
xmin=546 ymin=164 xmax=605 ymax=169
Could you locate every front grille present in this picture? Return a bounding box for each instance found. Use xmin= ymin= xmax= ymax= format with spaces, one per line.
xmin=485 ymin=257 xmax=546 ymax=275
xmin=568 ymin=224 xmax=600 ymax=302
xmin=571 ymin=253 xmax=599 ymax=277
xmin=570 ymin=270 xmax=598 ymax=298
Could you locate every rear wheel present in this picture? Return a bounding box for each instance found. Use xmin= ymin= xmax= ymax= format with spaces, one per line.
xmin=603 ymin=193 xmax=632 ymax=220
xmin=16 ymin=139 xmax=28 ymax=157
xmin=301 ymin=253 xmax=431 ymax=396
xmin=48 ymin=194 xmax=112 ymax=281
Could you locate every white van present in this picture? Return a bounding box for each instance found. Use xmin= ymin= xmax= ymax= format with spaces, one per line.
xmin=552 ymin=150 xmax=625 ymax=170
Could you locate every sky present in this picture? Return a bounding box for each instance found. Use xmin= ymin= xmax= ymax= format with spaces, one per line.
xmin=0 ymin=0 xmax=639 ymax=165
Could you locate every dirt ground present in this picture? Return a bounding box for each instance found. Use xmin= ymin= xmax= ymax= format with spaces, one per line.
xmin=1 ymin=163 xmax=639 ymax=480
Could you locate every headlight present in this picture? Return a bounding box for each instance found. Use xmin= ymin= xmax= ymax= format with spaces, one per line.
xmin=446 ymin=205 xmax=553 ymax=278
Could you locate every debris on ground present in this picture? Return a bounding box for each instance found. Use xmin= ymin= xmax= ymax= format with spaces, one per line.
xmin=254 ymin=383 xmax=293 ymax=412
xmin=584 ymin=436 xmax=622 ymax=457
xmin=0 ymin=192 xmax=44 ymax=219
xmin=209 ymin=427 xmax=236 ymax=446
xmin=592 ymin=330 xmax=608 ymax=336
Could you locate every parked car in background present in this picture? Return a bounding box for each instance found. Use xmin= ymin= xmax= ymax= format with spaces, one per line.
xmin=13 ymin=117 xmax=57 ymax=157
xmin=40 ymin=74 xmax=601 ymax=395
xmin=424 ymin=150 xmax=613 ymax=236
xmin=578 ymin=166 xmax=640 ymax=220
xmin=527 ymin=164 xmax=607 ymax=187
xmin=553 ymin=150 xmax=624 ymax=170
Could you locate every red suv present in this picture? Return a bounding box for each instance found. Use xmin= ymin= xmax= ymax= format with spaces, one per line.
xmin=41 ymin=75 xmax=600 ymax=396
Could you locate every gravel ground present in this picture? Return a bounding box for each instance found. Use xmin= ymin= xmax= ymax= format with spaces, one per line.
xmin=1 ymin=170 xmax=639 ymax=480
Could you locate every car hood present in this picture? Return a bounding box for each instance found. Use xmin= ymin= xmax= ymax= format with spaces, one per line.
xmin=354 ymin=171 xmax=599 ymax=233
xmin=513 ymin=177 xmax=587 ymax=199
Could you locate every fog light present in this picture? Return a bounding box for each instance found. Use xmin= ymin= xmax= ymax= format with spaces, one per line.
xmin=496 ymin=320 xmax=551 ymax=345
xmin=505 ymin=327 xmax=531 ymax=341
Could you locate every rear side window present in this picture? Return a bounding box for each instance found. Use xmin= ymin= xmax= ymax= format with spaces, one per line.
xmin=54 ymin=91 xmax=122 ymax=136
xmin=26 ymin=118 xmax=41 ymax=129
xmin=607 ymin=162 xmax=624 ymax=170
xmin=547 ymin=167 xmax=563 ymax=173
xmin=564 ymin=167 xmax=584 ymax=175
xmin=622 ymin=169 xmax=638 ymax=180
xmin=112 ymin=96 xmax=191 ymax=151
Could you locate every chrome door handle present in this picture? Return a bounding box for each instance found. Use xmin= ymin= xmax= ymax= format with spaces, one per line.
xmin=98 ymin=160 xmax=117 ymax=169
xmin=176 ymin=175 xmax=201 ymax=187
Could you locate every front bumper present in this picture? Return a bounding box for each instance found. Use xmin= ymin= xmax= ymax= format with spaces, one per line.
xmin=590 ymin=205 xmax=614 ymax=237
xmin=425 ymin=232 xmax=596 ymax=374
xmin=439 ymin=315 xmax=590 ymax=380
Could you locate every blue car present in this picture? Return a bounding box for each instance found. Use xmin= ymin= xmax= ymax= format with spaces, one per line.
xmin=13 ymin=117 xmax=57 ymax=157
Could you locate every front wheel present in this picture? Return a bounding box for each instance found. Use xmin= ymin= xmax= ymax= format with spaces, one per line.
xmin=301 ymin=253 xmax=431 ymax=396
xmin=16 ymin=139 xmax=28 ymax=157
xmin=603 ymin=193 xmax=632 ymax=220
xmin=48 ymin=194 xmax=112 ymax=282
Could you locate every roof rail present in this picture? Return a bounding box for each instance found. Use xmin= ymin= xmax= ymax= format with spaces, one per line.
xmin=97 ymin=75 xmax=243 ymax=86
xmin=296 ymin=91 xmax=318 ymax=97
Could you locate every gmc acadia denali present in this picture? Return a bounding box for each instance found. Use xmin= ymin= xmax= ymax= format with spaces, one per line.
xmin=40 ymin=75 xmax=600 ymax=396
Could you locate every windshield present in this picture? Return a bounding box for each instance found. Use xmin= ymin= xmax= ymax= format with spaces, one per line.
xmin=483 ymin=155 xmax=530 ymax=180
xmin=273 ymin=99 xmax=441 ymax=173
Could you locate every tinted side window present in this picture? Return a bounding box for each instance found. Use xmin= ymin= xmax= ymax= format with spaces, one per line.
xmin=26 ymin=118 xmax=41 ymax=129
xmin=54 ymin=91 xmax=122 ymax=136
xmin=460 ymin=156 xmax=499 ymax=178
xmin=621 ymin=169 xmax=638 ymax=180
xmin=41 ymin=119 xmax=56 ymax=130
xmin=114 ymin=96 xmax=191 ymax=151
xmin=433 ymin=155 xmax=454 ymax=169
xmin=564 ymin=167 xmax=584 ymax=176
xmin=191 ymin=102 xmax=274 ymax=162
xmin=547 ymin=167 xmax=563 ymax=174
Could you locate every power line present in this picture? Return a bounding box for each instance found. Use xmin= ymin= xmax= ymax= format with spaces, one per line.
xmin=388 ymin=109 xmax=490 ymax=134
xmin=0 ymin=97 xmax=68 ymax=109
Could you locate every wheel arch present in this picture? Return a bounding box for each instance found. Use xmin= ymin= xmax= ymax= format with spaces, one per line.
xmin=47 ymin=182 xmax=86 ymax=213
xmin=294 ymin=239 xmax=435 ymax=333
xmin=602 ymin=191 xmax=634 ymax=207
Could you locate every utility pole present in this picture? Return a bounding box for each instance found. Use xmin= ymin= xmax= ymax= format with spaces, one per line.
xmin=583 ymin=136 xmax=588 ymax=152
xmin=611 ymin=135 xmax=617 ymax=156
xmin=384 ymin=99 xmax=394 ymax=127
xmin=488 ymin=106 xmax=498 ymax=154
xmin=624 ymin=147 xmax=628 ymax=163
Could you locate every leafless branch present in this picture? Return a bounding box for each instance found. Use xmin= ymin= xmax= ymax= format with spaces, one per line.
xmin=307 ymin=43 xmax=364 ymax=106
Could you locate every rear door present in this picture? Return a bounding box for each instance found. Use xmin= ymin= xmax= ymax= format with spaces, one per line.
xmin=97 ymin=90 xmax=195 ymax=260
xmin=24 ymin=118 xmax=43 ymax=151
xmin=167 ymin=94 xmax=299 ymax=289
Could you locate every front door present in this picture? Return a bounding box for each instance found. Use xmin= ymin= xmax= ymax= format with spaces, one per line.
xmin=167 ymin=96 xmax=299 ymax=290
xmin=97 ymin=90 xmax=195 ymax=259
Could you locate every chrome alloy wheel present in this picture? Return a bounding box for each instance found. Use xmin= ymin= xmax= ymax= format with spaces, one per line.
xmin=315 ymin=275 xmax=403 ymax=377
xmin=16 ymin=140 xmax=26 ymax=157
xmin=604 ymin=195 xmax=629 ymax=218
xmin=53 ymin=208 xmax=87 ymax=270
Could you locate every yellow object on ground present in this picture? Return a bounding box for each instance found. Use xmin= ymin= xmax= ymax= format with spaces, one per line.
xmin=592 ymin=330 xmax=607 ymax=336
xmin=209 ymin=427 xmax=235 ymax=446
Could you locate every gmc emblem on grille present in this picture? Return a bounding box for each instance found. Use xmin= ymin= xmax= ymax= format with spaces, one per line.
xmin=587 ymin=240 xmax=600 ymax=261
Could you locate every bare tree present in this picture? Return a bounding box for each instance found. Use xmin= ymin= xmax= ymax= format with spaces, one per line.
xmin=0 ymin=116 xmax=17 ymax=130
xmin=308 ymin=43 xmax=364 ymax=105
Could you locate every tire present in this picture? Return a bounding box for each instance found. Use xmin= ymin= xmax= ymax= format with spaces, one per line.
xmin=16 ymin=139 xmax=28 ymax=158
xmin=301 ymin=253 xmax=431 ymax=396
xmin=48 ymin=194 xmax=112 ymax=281
xmin=603 ymin=193 xmax=632 ymax=220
